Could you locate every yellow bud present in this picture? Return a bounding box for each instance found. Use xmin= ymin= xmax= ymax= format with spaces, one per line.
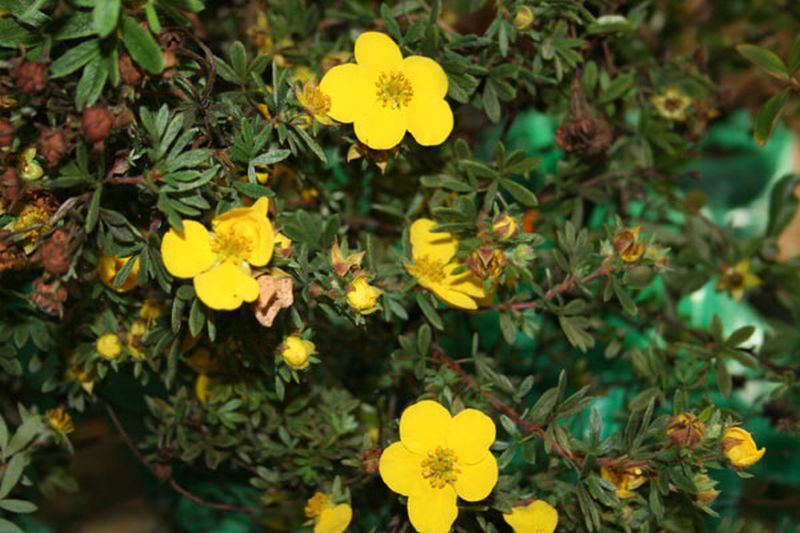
xmin=281 ymin=335 xmax=316 ymax=370
xmin=666 ymin=412 xmax=705 ymax=447
xmin=98 ymin=253 xmax=140 ymax=292
xmin=18 ymin=147 xmax=44 ymax=181
xmin=346 ymin=277 xmax=383 ymax=314
xmin=721 ymin=426 xmax=765 ymax=468
xmin=492 ymin=214 xmax=518 ymax=240
xmin=46 ymin=407 xmax=75 ymax=435
xmin=513 ymin=6 xmax=535 ymax=30
xmin=96 ymin=333 xmax=122 ymax=360
xmin=693 ymin=473 xmax=720 ymax=506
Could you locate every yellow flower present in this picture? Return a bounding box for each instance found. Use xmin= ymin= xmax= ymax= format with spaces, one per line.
xmin=18 ymin=147 xmax=44 ymax=181
xmin=319 ymin=32 xmax=453 ymax=150
xmin=378 ymin=400 xmax=498 ymax=533
xmin=139 ymin=298 xmax=163 ymax=324
xmin=721 ymin=427 xmax=765 ymax=468
xmin=600 ymin=465 xmax=646 ymax=499
xmin=274 ymin=232 xmax=292 ymax=256
xmin=513 ymin=6 xmax=535 ymax=30
xmin=160 ymin=197 xmax=274 ymax=310
xmin=492 ymin=215 xmax=518 ymax=241
xmin=304 ymin=492 xmax=352 ymax=533
xmin=693 ymin=473 xmax=720 ymax=506
xmin=8 ymin=204 xmax=49 ymax=251
xmin=715 ymin=259 xmax=761 ymax=302
xmin=613 ymin=226 xmax=645 ymax=263
xmin=98 ymin=253 xmax=140 ymax=292
xmin=46 ymin=407 xmax=75 ymax=435
xmin=405 ymin=219 xmax=486 ymax=310
xmin=296 ymin=79 xmax=333 ymax=125
xmin=503 ymin=499 xmax=558 ymax=533
xmin=65 ymin=364 xmax=94 ymax=394
xmin=126 ymin=320 xmax=148 ymax=360
xmin=651 ymin=87 xmax=693 ymax=121
xmin=347 ymin=277 xmax=383 ymax=314
xmin=195 ymin=373 xmax=213 ymax=404
xmin=96 ymin=333 xmax=122 ymax=360
xmin=281 ymin=335 xmax=316 ymax=370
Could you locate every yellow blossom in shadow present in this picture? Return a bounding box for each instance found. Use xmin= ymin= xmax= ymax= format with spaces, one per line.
xmin=722 ymin=427 xmax=765 ymax=468
xmin=304 ymin=492 xmax=352 ymax=533
xmin=379 ymin=400 xmax=498 ymax=533
xmin=405 ymin=219 xmax=485 ymax=310
xmin=503 ymin=499 xmax=558 ymax=533
xmin=296 ymin=79 xmax=333 ymax=125
xmin=98 ymin=253 xmax=140 ymax=292
xmin=601 ymin=465 xmax=646 ymax=499
xmin=126 ymin=320 xmax=148 ymax=360
xmin=46 ymin=407 xmax=75 ymax=435
xmin=347 ymin=277 xmax=382 ymax=314
xmin=715 ymin=259 xmax=760 ymax=302
xmin=65 ymin=364 xmax=94 ymax=394
xmin=320 ymin=32 xmax=453 ymax=149
xmin=651 ymin=87 xmax=692 ymax=121
xmin=160 ymin=197 xmax=274 ymax=310
xmin=281 ymin=335 xmax=316 ymax=370
xmin=18 ymin=147 xmax=44 ymax=181
xmin=96 ymin=333 xmax=122 ymax=360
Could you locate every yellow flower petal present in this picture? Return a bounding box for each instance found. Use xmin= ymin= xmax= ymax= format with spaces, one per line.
xmin=407 ymin=485 xmax=458 ymax=533
xmin=447 ymin=409 xmax=496 ymax=465
xmin=161 ymin=220 xmax=216 ymax=279
xmin=212 ymin=198 xmax=274 ymax=267
xmin=429 ymin=284 xmax=479 ymax=310
xmin=353 ymin=102 xmax=407 ymax=150
xmin=410 ymin=219 xmax=457 ymax=264
xmin=446 ymin=269 xmax=486 ymax=298
xmin=193 ymin=261 xmax=260 ymax=310
xmin=406 ymin=97 xmax=453 ymax=147
xmin=314 ymin=503 xmax=352 ymax=533
xmin=399 ymin=400 xmax=451 ymax=454
xmin=454 ymin=453 xmax=498 ymax=502
xmin=379 ymin=442 xmax=424 ymax=497
xmin=319 ymin=63 xmax=374 ymax=124
xmin=403 ymin=56 xmax=448 ymax=100
xmin=503 ymin=500 xmax=559 ymax=533
xmin=196 ymin=373 xmax=211 ymax=404
xmin=355 ymin=32 xmax=402 ymax=73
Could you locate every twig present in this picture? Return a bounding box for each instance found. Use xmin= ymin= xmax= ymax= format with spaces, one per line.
xmin=102 ymin=400 xmax=257 ymax=515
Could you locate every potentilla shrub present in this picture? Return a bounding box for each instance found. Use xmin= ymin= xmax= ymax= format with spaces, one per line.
xmin=0 ymin=1 xmax=798 ymax=532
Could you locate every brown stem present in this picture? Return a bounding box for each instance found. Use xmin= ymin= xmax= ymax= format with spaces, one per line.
xmin=102 ymin=401 xmax=257 ymax=515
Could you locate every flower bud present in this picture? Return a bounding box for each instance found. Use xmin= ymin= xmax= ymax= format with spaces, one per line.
xmin=38 ymin=128 xmax=69 ymax=167
xmin=693 ymin=473 xmax=720 ymax=506
xmin=281 ymin=335 xmax=316 ymax=370
xmin=492 ymin=214 xmax=518 ymax=241
xmin=46 ymin=407 xmax=74 ymax=435
xmin=18 ymin=147 xmax=44 ymax=181
xmin=613 ymin=226 xmax=645 ymax=263
xmin=513 ymin=6 xmax=535 ymax=30
xmin=82 ymin=107 xmax=114 ymax=144
xmin=346 ymin=277 xmax=383 ymax=314
xmin=721 ymin=426 xmax=765 ymax=468
xmin=96 ymin=333 xmax=122 ymax=360
xmin=14 ymin=60 xmax=47 ymax=94
xmin=666 ymin=412 xmax=705 ymax=447
xmin=468 ymin=248 xmax=506 ymax=280
xmin=98 ymin=253 xmax=140 ymax=292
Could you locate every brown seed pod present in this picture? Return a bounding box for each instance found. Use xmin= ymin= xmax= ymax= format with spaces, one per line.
xmin=40 ymin=228 xmax=71 ymax=275
xmin=0 ymin=119 xmax=15 ymax=148
xmin=555 ymin=76 xmax=613 ymax=156
xmin=119 ymin=54 xmax=143 ymax=86
xmin=38 ymin=128 xmax=69 ymax=167
xmin=82 ymin=107 xmax=114 ymax=144
xmin=14 ymin=60 xmax=48 ymax=94
xmin=1 ymin=168 xmax=22 ymax=203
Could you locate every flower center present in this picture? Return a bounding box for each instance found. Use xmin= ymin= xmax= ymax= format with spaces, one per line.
xmin=407 ymin=256 xmax=447 ymax=285
xmin=302 ymin=83 xmax=332 ymax=116
xmin=375 ymin=71 xmax=413 ymax=109
xmin=211 ymin=227 xmax=253 ymax=262
xmin=420 ymin=446 xmax=460 ymax=489
xmin=304 ymin=492 xmax=330 ymax=518
xmin=664 ymin=97 xmax=684 ymax=112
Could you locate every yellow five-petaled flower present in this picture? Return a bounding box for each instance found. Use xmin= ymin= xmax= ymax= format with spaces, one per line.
xmin=319 ymin=32 xmax=453 ymax=150
xmin=503 ymin=499 xmax=559 ymax=533
xmin=379 ymin=400 xmax=498 ymax=533
xmin=405 ymin=219 xmax=485 ymax=310
xmin=160 ymin=197 xmax=274 ymax=310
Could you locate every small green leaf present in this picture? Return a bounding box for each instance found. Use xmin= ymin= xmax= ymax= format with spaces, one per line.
xmin=0 ymin=455 xmax=25 ymax=499
xmin=754 ymin=89 xmax=789 ymax=146
xmin=0 ymin=518 xmax=23 ymax=533
xmin=93 ymin=0 xmax=120 ymax=38
xmin=736 ymin=44 xmax=789 ymax=80
xmin=50 ymin=39 xmax=101 ymax=78
xmin=291 ymin=125 xmax=327 ymax=163
xmin=416 ymin=293 xmax=444 ymax=331
xmin=500 ymin=179 xmax=538 ymax=207
xmin=122 ymin=16 xmax=164 ymax=74
xmin=75 ymin=56 xmax=109 ymax=109
xmin=0 ymin=499 xmax=37 ymax=514
xmin=85 ymin=186 xmax=102 ymax=233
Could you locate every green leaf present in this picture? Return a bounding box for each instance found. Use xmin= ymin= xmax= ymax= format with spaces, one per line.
xmin=188 ymin=298 xmax=205 ymax=337
xmin=716 ymin=357 xmax=732 ymax=398
xmin=159 ymin=0 xmax=205 ymax=12
xmin=483 ymin=80 xmax=501 ymax=123
xmin=50 ymin=39 xmax=101 ymax=78
xmin=93 ymin=0 xmax=120 ymax=38
xmin=291 ymin=125 xmax=327 ymax=163
xmin=380 ymin=4 xmax=401 ymax=41
xmin=75 ymin=56 xmax=109 ymax=109
xmin=121 ymin=16 xmax=164 ymax=74
xmin=0 ymin=499 xmax=37 ymax=514
xmin=85 ymin=186 xmax=102 ymax=233
xmin=500 ymin=179 xmax=538 ymax=207
xmin=559 ymin=315 xmax=595 ymax=352
xmin=726 ymin=325 xmax=755 ymax=347
xmin=416 ymin=293 xmax=444 ymax=331
xmin=736 ymin=44 xmax=789 ymax=80
xmin=0 ymin=454 xmax=25 ymax=499
xmin=251 ymin=149 xmax=291 ymax=166
xmin=0 ymin=518 xmax=23 ymax=533
xmin=789 ymin=34 xmax=800 ymax=73
xmin=754 ymin=89 xmax=789 ymax=146
xmin=230 ymin=41 xmax=247 ymax=77
xmin=0 ymin=417 xmax=6 ymax=453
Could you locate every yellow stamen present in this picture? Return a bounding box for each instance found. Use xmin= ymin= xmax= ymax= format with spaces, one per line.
xmin=420 ymin=446 xmax=460 ymax=489
xmin=211 ymin=227 xmax=253 ymax=262
xmin=375 ymin=71 xmax=413 ymax=109
xmin=406 ymin=256 xmax=447 ymax=285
